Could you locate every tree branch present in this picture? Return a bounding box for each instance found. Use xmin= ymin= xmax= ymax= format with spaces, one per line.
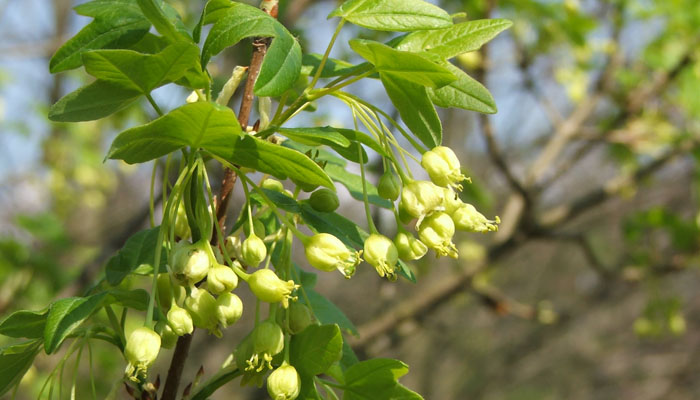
xmin=161 ymin=2 xmax=279 ymax=399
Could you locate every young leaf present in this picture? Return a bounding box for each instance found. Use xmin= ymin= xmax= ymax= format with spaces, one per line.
xmin=349 ymin=39 xmax=456 ymax=88
xmin=107 ymin=102 xmax=242 ymax=163
xmin=0 ymin=341 xmax=42 ymax=396
xmin=301 ymin=53 xmax=358 ymax=78
xmin=429 ymin=63 xmax=497 ymax=113
xmin=254 ymin=23 xmax=303 ymax=97
xmin=324 ymin=164 xmax=392 ymax=209
xmin=289 ymin=324 xmax=343 ymax=376
xmin=49 ymin=6 xmax=150 ymax=73
xmin=82 ymin=41 xmax=200 ymax=93
xmin=277 ymin=127 xmax=352 ymax=148
xmin=0 ymin=309 xmax=47 ymax=339
xmin=105 ymin=227 xmax=167 ymax=286
xmin=396 ymin=19 xmax=513 ymax=59
xmin=343 ymin=358 xmax=422 ymax=400
xmin=213 ymin=136 xmax=335 ymax=189
xmin=304 ymin=290 xmax=359 ymax=336
xmin=136 ymin=0 xmax=187 ymax=43
xmin=380 ymin=74 xmax=442 ymax=148
xmin=48 ymin=80 xmax=141 ymax=122
xmin=250 ymin=188 xmax=302 ymax=213
xmin=108 ymin=289 xmax=150 ymax=311
xmin=329 ymin=0 xmax=452 ymax=32
xmin=44 ymin=292 xmax=109 ymax=354
xmin=201 ymin=2 xmax=277 ymax=65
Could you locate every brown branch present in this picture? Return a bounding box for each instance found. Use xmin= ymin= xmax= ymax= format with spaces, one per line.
xmin=161 ymin=3 xmax=279 ymax=399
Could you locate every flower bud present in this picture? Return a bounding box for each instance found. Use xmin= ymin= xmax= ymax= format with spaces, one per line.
xmin=241 ymin=234 xmax=267 ymax=268
xmin=125 ymin=327 xmax=160 ymax=378
xmin=157 ymin=274 xmax=184 ymax=310
xmin=309 ymin=189 xmax=339 ymax=213
xmin=378 ymin=172 xmax=400 ymax=201
xmin=452 ymin=204 xmax=500 ymax=233
xmin=418 ymin=212 xmax=458 ymax=258
xmin=399 ymin=180 xmax=444 ymax=219
xmin=174 ymin=203 xmax=191 ymax=239
xmin=287 ymin=303 xmax=315 ymax=334
xmin=267 ymin=362 xmax=301 ymax=400
xmin=363 ymin=234 xmax=398 ymax=279
xmin=262 ymin=178 xmax=285 ymax=193
xmin=394 ymin=232 xmax=428 ymax=261
xmin=248 ymin=269 xmax=298 ymax=308
xmin=159 ymin=323 xmax=178 ymax=349
xmin=421 ymin=146 xmax=469 ymax=190
xmin=184 ymin=287 xmax=219 ymax=335
xmin=216 ymin=292 xmax=243 ymax=327
xmin=224 ymin=235 xmax=242 ymax=260
xmin=207 ymin=263 xmax=238 ymax=294
xmin=171 ymin=241 xmax=211 ymax=286
xmin=167 ymin=303 xmax=194 ymax=336
xmin=304 ymin=233 xmax=361 ymax=278
xmin=442 ymin=187 xmax=462 ymax=215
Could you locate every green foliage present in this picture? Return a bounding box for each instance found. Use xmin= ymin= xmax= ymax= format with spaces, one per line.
xmin=3 ymin=0 xmax=511 ymax=397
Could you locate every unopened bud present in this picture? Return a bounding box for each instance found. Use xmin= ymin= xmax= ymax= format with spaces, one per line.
xmin=184 ymin=287 xmax=219 ymax=335
xmin=236 ymin=321 xmax=285 ymax=373
xmin=224 ymin=235 xmax=242 ymax=260
xmin=248 ymin=269 xmax=298 ymax=308
xmin=262 ymin=178 xmax=285 ymax=193
xmin=174 ymin=203 xmax=191 ymax=239
xmin=363 ymin=234 xmax=398 ymax=279
xmin=418 ymin=212 xmax=458 ymax=258
xmin=400 ymin=181 xmax=444 ymax=219
xmin=216 ymin=292 xmax=243 ymax=328
xmin=167 ymin=304 xmax=194 ymax=336
xmin=171 ymin=241 xmax=211 ymax=286
xmin=304 ymin=233 xmax=361 ymax=278
xmin=309 ymin=189 xmax=339 ymax=212
xmin=267 ymin=362 xmax=301 ymax=400
xmin=394 ymin=232 xmax=428 ymax=261
xmin=241 ymin=234 xmax=267 ymax=268
xmin=421 ymin=146 xmax=469 ymax=190
xmin=159 ymin=324 xmax=178 ymax=349
xmin=452 ymin=204 xmax=500 ymax=233
xmin=207 ymin=263 xmax=238 ymax=294
xmin=378 ymin=172 xmax=401 ymax=201
xmin=157 ymin=274 xmax=184 ymax=310
xmin=287 ymin=303 xmax=315 ymax=334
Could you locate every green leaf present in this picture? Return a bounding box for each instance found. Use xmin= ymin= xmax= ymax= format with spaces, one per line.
xmin=48 ymin=80 xmax=141 ymax=122
xmin=429 ymin=63 xmax=496 ymax=113
xmin=395 ymin=19 xmax=513 ymax=59
xmin=349 ymin=39 xmax=455 ymax=88
xmin=202 ymin=0 xmax=236 ymax=25
xmin=381 ymin=74 xmax=441 ymax=148
xmin=0 ymin=341 xmax=42 ymax=396
xmin=301 ymin=53 xmax=358 ymax=78
xmin=304 ymin=290 xmax=358 ymax=336
xmin=278 ymin=127 xmax=351 ymax=148
xmin=105 ymin=227 xmax=167 ymax=286
xmin=108 ymin=289 xmax=150 ymax=310
xmin=107 ymin=102 xmax=242 ymax=163
xmin=250 ymin=188 xmax=302 ymax=214
xmin=201 ymin=2 xmax=277 ymax=65
xmin=82 ymin=41 xmax=200 ymax=93
xmin=44 ymin=292 xmax=109 ymax=353
xmin=254 ymin=23 xmax=303 ymax=97
xmin=137 ymin=0 xmax=186 ymax=43
xmin=324 ymin=164 xmax=392 ymax=209
xmin=213 ymin=136 xmax=335 ymax=189
xmin=0 ymin=310 xmax=47 ymax=339
xmin=290 ymin=324 xmax=343 ymax=376
xmin=329 ymin=0 xmax=452 ymax=32
xmin=50 ymin=5 xmax=150 ymax=73
xmin=343 ymin=359 xmax=421 ymax=400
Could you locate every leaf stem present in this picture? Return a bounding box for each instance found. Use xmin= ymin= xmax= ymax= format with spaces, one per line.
xmin=351 ymin=110 xmax=378 ymax=234
xmin=308 ymin=19 xmax=345 ymax=89
xmin=146 ymin=93 xmax=164 ymax=116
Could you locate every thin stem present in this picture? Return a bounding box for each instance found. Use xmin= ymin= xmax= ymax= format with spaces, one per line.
xmin=146 ymin=93 xmax=164 ymax=116
xmin=308 ymin=19 xmax=345 ymax=89
xmin=149 ymin=160 xmax=158 ymax=228
xmin=352 ymin=111 xmax=378 ymax=234
xmin=104 ymin=305 xmax=125 ymax=348
xmin=87 ymin=340 xmax=97 ymax=400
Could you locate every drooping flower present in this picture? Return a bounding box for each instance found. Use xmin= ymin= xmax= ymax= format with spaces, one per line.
xmin=216 ymin=292 xmax=243 ymax=328
xmin=363 ymin=234 xmax=399 ymax=279
xmin=418 ymin=212 xmax=458 ymax=258
xmin=304 ymin=233 xmax=361 ymax=278
xmin=452 ymin=203 xmax=500 ymax=233
xmin=394 ymin=231 xmax=428 ymax=261
xmin=421 ymin=146 xmax=469 ymax=190
xmin=124 ymin=327 xmax=161 ymax=380
xmin=248 ymin=269 xmax=298 ymax=308
xmin=241 ymin=233 xmax=267 ymax=268
xmin=207 ymin=263 xmax=238 ymax=294
xmin=167 ymin=303 xmax=194 ymax=336
xmin=267 ymin=362 xmax=301 ymax=400
xmin=399 ymin=180 xmax=444 ymax=220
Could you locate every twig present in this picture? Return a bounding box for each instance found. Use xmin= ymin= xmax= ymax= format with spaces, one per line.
xmin=161 ymin=2 xmax=279 ymax=399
